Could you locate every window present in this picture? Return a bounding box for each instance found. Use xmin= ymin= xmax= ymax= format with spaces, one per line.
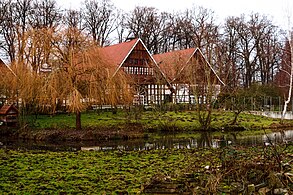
xmin=129 ymin=67 xmax=133 ymax=74
xmin=139 ymin=67 xmax=143 ymax=75
xmin=149 ymin=68 xmax=154 ymax=75
xmin=124 ymin=67 xmax=128 ymax=73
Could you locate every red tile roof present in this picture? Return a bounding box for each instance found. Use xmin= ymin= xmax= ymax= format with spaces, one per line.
xmin=0 ymin=105 xmax=18 ymax=115
xmin=153 ymin=48 xmax=224 ymax=85
xmin=100 ymin=38 xmax=139 ymax=67
xmin=153 ymin=48 xmax=196 ymax=65
xmin=153 ymin=48 xmax=196 ymax=81
xmin=99 ymin=38 xmax=173 ymax=88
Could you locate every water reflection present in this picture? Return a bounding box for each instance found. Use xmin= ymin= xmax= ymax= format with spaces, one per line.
xmin=1 ymin=130 xmax=292 ymax=151
xmin=198 ymin=132 xmax=212 ymax=148
xmin=263 ymin=130 xmax=292 ymax=144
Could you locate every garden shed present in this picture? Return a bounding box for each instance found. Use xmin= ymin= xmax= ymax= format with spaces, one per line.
xmin=0 ymin=105 xmax=19 ymax=126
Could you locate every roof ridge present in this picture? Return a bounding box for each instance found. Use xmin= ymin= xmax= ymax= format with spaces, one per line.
xmin=103 ymin=38 xmax=139 ymax=49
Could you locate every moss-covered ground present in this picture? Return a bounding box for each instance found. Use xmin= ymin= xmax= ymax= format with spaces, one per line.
xmin=0 ymin=144 xmax=292 ymax=194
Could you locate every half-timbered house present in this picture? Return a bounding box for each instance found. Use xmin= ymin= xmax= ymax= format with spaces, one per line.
xmin=101 ymin=38 xmax=172 ymax=105
xmin=153 ymin=48 xmax=224 ymax=104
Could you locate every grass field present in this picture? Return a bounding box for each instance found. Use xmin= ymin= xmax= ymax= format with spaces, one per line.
xmin=27 ymin=110 xmax=285 ymax=131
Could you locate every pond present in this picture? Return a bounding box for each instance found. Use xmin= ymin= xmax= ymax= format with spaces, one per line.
xmin=1 ymin=130 xmax=292 ymax=151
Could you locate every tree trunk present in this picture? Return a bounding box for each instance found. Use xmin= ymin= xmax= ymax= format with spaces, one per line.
xmin=281 ymin=33 xmax=293 ymax=123
xmin=76 ymin=110 xmax=81 ymax=130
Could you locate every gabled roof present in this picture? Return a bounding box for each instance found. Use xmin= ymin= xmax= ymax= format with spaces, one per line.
xmin=0 ymin=105 xmax=18 ymax=115
xmin=153 ymin=48 xmax=196 ymax=81
xmin=153 ymin=48 xmax=195 ymax=65
xmin=100 ymin=38 xmax=139 ymax=67
xmin=153 ymin=48 xmax=225 ymax=85
xmin=100 ymin=38 xmax=171 ymax=84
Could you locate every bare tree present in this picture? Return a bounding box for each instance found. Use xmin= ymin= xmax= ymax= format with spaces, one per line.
xmin=115 ymin=9 xmax=132 ymax=43
xmin=188 ymin=6 xmax=218 ymax=51
xmin=82 ymin=0 xmax=117 ymax=46
xmin=64 ymin=9 xmax=83 ymax=31
xmin=14 ymin=0 xmax=33 ymax=32
xmin=0 ymin=0 xmax=17 ymax=61
xmin=249 ymin=14 xmax=282 ymax=85
xmin=30 ymin=0 xmax=61 ymax=29
xmin=0 ymin=0 xmax=60 ymax=63
xmin=216 ymin=17 xmax=240 ymax=91
xmin=188 ymin=53 xmax=220 ymax=131
xmin=157 ymin=12 xmax=177 ymax=52
xmin=126 ymin=6 xmax=167 ymax=54
xmin=220 ymin=14 xmax=282 ymax=89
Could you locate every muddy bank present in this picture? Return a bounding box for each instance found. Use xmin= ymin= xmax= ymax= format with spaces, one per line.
xmin=2 ymin=121 xmax=293 ymax=142
xmin=11 ymin=123 xmax=147 ymax=141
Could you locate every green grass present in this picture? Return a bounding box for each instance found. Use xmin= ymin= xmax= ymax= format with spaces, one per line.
xmin=27 ymin=110 xmax=290 ymax=131
xmin=30 ymin=111 xmax=127 ymax=129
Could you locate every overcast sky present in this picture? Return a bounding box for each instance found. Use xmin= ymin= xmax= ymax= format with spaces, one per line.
xmin=59 ymin=0 xmax=293 ymax=29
